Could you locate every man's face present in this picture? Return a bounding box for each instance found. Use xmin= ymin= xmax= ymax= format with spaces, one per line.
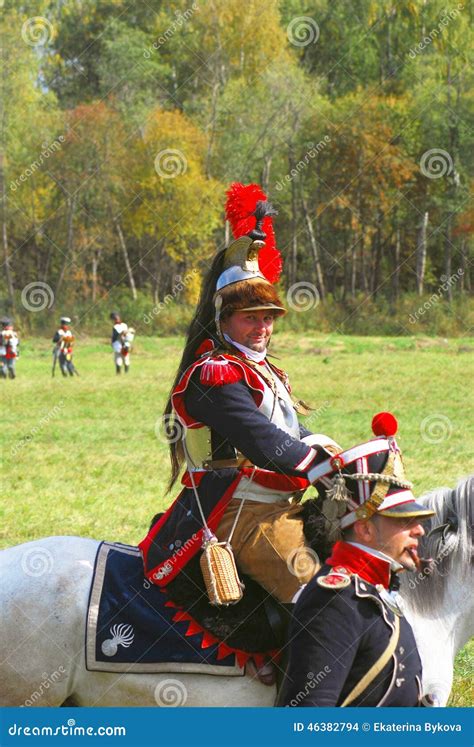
xmin=356 ymin=514 xmax=426 ymax=571
xmin=221 ymin=309 xmax=275 ymax=352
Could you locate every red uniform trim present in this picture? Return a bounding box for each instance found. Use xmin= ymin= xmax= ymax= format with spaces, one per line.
xmin=138 ymin=488 xmax=186 ymax=566
xmin=172 ymin=354 xmax=266 ymax=428
xmin=241 ymin=466 xmax=309 ymax=492
xmin=139 ymin=472 xmax=244 ymax=586
xmin=326 ymin=541 xmax=392 ymax=589
xmin=158 ymin=586 xmax=281 ymax=670
xmin=183 ymin=468 xmax=309 ymax=492
xmin=181 ymin=471 xmax=205 ymax=487
xmin=294 ymin=448 xmax=317 ymax=473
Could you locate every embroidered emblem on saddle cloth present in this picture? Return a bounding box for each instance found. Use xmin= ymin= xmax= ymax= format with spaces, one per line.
xmin=317 ymin=565 xmax=352 ymax=590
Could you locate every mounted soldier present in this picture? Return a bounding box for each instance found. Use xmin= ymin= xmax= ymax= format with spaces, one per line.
xmin=0 ymin=317 xmax=19 ymax=380
xmin=139 ymin=183 xmax=338 ymax=611
xmin=277 ymin=412 xmax=436 ymax=707
xmin=52 ymin=316 xmax=78 ymax=377
xmin=110 ymin=312 xmax=133 ymax=374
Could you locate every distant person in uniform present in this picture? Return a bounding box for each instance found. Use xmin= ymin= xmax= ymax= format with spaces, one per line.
xmin=276 ymin=412 xmax=436 ymax=707
xmin=0 ymin=317 xmax=19 ymax=379
xmin=52 ymin=316 xmax=78 ymax=377
xmin=110 ymin=312 xmax=134 ymax=374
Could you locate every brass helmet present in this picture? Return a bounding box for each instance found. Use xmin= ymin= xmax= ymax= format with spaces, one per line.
xmin=214 ymin=183 xmax=286 ymax=337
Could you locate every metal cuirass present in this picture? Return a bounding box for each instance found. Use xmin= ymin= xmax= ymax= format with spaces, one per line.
xmin=183 ymin=362 xmax=299 ymax=470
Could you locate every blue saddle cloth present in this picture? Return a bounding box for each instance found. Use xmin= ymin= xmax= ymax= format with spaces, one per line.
xmin=85 ymin=542 xmax=242 ymax=675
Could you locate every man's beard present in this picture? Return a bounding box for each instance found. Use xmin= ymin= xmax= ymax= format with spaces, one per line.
xmin=245 ymin=337 xmax=268 ymax=352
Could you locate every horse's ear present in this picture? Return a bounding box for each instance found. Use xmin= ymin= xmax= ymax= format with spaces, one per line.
xmin=440 ymin=523 xmax=458 ymax=558
xmin=427 ymin=516 xmax=458 ymax=559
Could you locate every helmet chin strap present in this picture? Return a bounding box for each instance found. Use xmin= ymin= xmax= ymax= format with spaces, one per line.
xmin=214 ymin=295 xmax=224 ymax=343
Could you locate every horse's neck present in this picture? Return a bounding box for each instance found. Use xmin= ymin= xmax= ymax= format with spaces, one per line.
xmin=444 ymin=582 xmax=474 ymax=653
xmin=403 ymin=595 xmax=456 ymax=706
xmin=403 ymin=569 xmax=470 ymax=657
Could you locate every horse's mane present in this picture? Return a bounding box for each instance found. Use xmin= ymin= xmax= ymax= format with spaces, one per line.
xmin=400 ymin=476 xmax=473 ymax=615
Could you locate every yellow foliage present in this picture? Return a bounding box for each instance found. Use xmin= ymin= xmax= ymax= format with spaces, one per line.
xmin=126 ymin=107 xmax=224 ymax=263
xmin=154 ymin=0 xmax=286 ymax=77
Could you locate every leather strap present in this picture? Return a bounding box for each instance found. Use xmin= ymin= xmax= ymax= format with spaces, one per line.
xmin=340 ymin=614 xmax=400 ymax=707
xmin=202 ymin=456 xmax=254 ymax=470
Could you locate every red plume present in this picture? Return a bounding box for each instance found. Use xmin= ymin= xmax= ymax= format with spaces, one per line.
xmin=372 ymin=412 xmax=398 ymax=437
xmin=225 ymin=182 xmax=282 ymax=284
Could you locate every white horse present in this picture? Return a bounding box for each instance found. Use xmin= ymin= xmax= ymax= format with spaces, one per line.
xmin=0 ymin=477 xmax=472 ymax=707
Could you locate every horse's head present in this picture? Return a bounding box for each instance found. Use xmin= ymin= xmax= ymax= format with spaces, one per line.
xmin=399 ymin=476 xmax=473 ymax=705
xmin=412 ymin=476 xmax=473 ymax=590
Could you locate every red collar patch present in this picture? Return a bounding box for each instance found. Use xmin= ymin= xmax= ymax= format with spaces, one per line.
xmin=326 ymin=541 xmax=392 ymax=589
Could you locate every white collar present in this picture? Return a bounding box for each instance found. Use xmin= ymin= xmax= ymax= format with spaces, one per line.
xmin=348 ymin=541 xmax=403 ymax=572
xmin=223 ymin=333 xmax=267 ymax=363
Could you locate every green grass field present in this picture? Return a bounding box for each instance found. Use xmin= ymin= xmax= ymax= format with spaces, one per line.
xmin=1 ymin=333 xmax=472 ymax=704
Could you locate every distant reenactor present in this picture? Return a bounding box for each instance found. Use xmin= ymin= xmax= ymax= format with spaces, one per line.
xmin=110 ymin=312 xmax=134 ymax=374
xmin=0 ymin=317 xmax=20 ymax=379
xmin=52 ymin=316 xmax=78 ymax=377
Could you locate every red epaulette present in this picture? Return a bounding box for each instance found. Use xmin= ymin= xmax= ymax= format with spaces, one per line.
xmin=200 ymin=356 xmax=243 ymax=386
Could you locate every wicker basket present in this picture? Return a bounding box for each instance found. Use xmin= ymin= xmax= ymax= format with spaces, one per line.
xmin=200 ymin=539 xmax=244 ymax=606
